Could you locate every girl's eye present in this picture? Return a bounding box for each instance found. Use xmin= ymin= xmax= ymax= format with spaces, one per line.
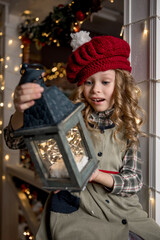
xmin=102 ymin=81 xmax=109 ymax=85
xmin=84 ymin=80 xmax=93 ymax=85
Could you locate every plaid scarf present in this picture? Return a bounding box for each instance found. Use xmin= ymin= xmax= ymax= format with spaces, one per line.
xmin=89 ymin=108 xmax=115 ymax=132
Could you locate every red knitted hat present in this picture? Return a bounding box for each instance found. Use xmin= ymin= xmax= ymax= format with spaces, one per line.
xmin=67 ymin=35 xmax=131 ymax=86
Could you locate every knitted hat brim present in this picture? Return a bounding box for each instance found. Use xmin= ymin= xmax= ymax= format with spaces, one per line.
xmin=75 ymin=56 xmax=131 ymax=86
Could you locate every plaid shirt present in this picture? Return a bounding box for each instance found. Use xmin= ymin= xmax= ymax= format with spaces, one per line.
xmin=4 ymin=110 xmax=143 ymax=196
xmin=3 ymin=116 xmax=26 ymax=150
xmin=111 ymin=146 xmax=143 ymax=196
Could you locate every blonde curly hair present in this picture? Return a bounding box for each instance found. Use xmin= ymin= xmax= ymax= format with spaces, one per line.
xmin=71 ymin=69 xmax=146 ymax=148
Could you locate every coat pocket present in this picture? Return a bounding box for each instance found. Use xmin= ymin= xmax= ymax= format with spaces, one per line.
xmin=50 ymin=191 xmax=80 ymax=214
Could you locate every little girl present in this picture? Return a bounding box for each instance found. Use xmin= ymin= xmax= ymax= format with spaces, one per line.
xmin=4 ymin=31 xmax=160 ymax=240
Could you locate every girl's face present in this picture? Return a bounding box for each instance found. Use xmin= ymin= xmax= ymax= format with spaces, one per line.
xmin=83 ymin=70 xmax=115 ymax=112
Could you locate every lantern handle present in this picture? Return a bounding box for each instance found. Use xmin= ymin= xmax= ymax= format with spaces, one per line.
xmin=19 ymin=63 xmax=45 ymax=87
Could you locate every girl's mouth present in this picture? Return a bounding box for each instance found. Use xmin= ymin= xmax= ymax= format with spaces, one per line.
xmin=91 ymin=98 xmax=105 ymax=102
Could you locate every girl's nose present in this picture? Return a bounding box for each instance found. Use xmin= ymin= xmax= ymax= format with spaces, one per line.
xmin=91 ymin=83 xmax=101 ymax=93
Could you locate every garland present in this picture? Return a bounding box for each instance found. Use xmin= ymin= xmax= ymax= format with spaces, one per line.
xmin=18 ymin=0 xmax=101 ymax=49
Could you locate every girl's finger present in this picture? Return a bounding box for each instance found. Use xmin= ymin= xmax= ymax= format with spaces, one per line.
xmin=14 ymin=101 xmax=35 ymax=112
xmin=14 ymin=92 xmax=42 ymax=104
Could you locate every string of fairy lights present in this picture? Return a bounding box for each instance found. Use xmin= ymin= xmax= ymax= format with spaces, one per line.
xmin=0 ymin=31 xmax=22 ymax=138
xmin=120 ymin=14 xmax=160 ymax=37
xmin=120 ymin=14 xmax=160 ymax=208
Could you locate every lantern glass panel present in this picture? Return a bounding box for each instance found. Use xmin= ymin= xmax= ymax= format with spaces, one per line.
xmin=36 ymin=138 xmax=70 ymax=179
xmin=66 ymin=125 xmax=89 ymax=172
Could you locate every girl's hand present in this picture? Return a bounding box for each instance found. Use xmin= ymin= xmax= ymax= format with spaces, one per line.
xmin=13 ymin=83 xmax=44 ymax=112
xmin=88 ymin=169 xmax=114 ymax=189
xmin=89 ymin=169 xmax=100 ymax=182
xmin=54 ymin=190 xmax=60 ymax=194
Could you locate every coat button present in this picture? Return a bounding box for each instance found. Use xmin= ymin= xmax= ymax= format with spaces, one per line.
xmin=122 ymin=219 xmax=127 ymax=225
xmin=97 ymin=152 xmax=103 ymax=157
xmin=106 ymin=200 xmax=110 ymax=203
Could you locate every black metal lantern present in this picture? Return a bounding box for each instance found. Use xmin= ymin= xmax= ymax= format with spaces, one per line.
xmin=14 ymin=63 xmax=98 ymax=191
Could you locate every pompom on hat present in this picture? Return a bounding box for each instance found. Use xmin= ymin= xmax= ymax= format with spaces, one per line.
xmin=66 ymin=31 xmax=132 ymax=86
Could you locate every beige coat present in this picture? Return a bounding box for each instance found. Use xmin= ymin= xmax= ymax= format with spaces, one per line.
xmin=36 ymin=128 xmax=160 ymax=240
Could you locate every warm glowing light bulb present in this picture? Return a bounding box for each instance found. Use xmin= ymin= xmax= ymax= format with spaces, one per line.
xmin=5 ymin=154 xmax=10 ymax=161
xmin=8 ymin=39 xmax=13 ymax=45
xmin=59 ymin=73 xmax=64 ymax=78
xmin=73 ymin=26 xmax=79 ymax=32
xmin=0 ymin=120 xmax=2 ymax=125
xmin=144 ymin=29 xmax=148 ymax=34
xmin=2 ymin=175 xmax=6 ymax=181
xmin=135 ymin=118 xmax=141 ymax=124
xmin=52 ymin=67 xmax=57 ymax=72
xmin=7 ymin=103 xmax=12 ymax=108
xmin=150 ymin=197 xmax=154 ymax=203
xmin=24 ymin=231 xmax=30 ymax=236
xmin=6 ymin=56 xmax=10 ymax=61
xmin=0 ymin=32 xmax=3 ymax=36
xmin=14 ymin=66 xmax=19 ymax=72
xmin=135 ymin=89 xmax=138 ymax=94
xmin=120 ymin=26 xmax=124 ymax=37
xmin=19 ymin=53 xmax=23 ymax=58
xmin=5 ymin=65 xmax=8 ymax=69
xmin=23 ymin=10 xmax=31 ymax=15
xmin=36 ymin=17 xmax=39 ymax=22
xmin=143 ymin=21 xmax=148 ymax=35
xmin=1 ymin=86 xmax=5 ymax=91
xmin=0 ymin=102 xmax=4 ymax=107
xmin=21 ymin=45 xmax=24 ymax=49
